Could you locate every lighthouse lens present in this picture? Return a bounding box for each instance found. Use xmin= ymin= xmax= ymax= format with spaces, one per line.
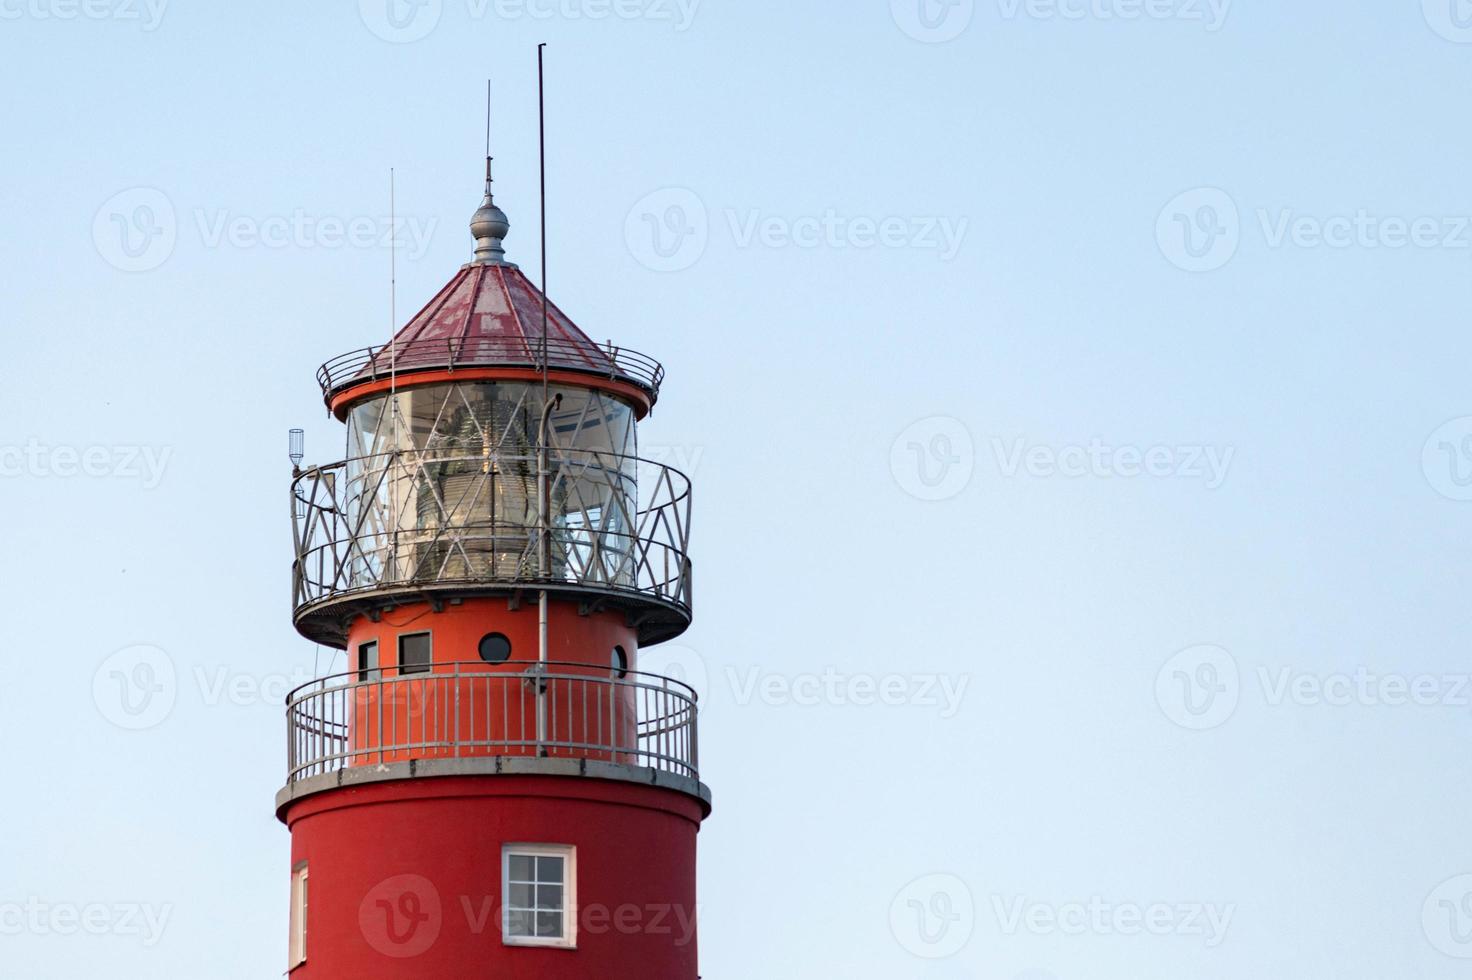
xmin=479 ymin=632 xmax=512 ymax=663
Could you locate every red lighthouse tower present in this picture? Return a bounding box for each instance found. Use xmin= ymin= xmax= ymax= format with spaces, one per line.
xmin=277 ymin=151 xmax=708 ymax=978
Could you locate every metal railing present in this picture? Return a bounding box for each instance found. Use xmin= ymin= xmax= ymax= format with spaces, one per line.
xmin=285 ymin=661 xmax=699 ymax=786
xmin=290 ymin=447 xmax=692 ymax=618
xmin=317 ymin=336 xmax=665 ymax=404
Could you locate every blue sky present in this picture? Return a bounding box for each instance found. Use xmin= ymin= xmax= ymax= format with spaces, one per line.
xmin=4 ymin=1 xmax=1472 ymax=977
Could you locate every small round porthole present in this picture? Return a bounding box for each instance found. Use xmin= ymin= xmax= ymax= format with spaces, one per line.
xmin=479 ymin=633 xmax=512 ymax=664
xmin=612 ymin=645 xmax=629 ymax=678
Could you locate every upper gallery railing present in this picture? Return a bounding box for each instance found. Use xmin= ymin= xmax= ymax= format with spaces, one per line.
xmin=284 ymin=660 xmax=699 ymax=786
xmin=290 ymin=447 xmax=692 ymax=617
xmin=317 ymin=337 xmax=665 ymax=404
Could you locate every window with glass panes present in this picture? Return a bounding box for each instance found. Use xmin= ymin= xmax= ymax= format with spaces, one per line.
xmin=502 ymin=845 xmax=575 ymax=947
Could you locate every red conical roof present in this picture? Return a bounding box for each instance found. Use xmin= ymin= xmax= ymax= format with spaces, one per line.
xmin=385 ymin=262 xmax=613 ymax=374
xmin=317 ymin=169 xmax=663 ymax=414
xmin=319 ymin=262 xmax=663 ymax=415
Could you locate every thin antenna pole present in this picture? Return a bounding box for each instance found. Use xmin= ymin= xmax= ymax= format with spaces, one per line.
xmin=486 ymin=78 xmax=492 ymax=159
xmin=390 ymin=167 xmax=398 ymax=402
xmin=538 ymin=43 xmax=549 ymax=387
xmin=389 ymin=167 xmax=400 ymax=577
xmin=390 ymin=167 xmax=397 ymax=372
xmin=535 ymin=43 xmax=553 ymax=738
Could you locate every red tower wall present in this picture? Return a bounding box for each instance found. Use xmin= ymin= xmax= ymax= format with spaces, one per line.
xmin=336 ymin=599 xmax=643 ymax=767
xmin=283 ymin=776 xmax=703 ymax=980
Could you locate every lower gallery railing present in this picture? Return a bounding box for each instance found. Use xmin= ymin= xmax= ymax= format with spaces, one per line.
xmin=285 ymin=661 xmax=699 ymax=786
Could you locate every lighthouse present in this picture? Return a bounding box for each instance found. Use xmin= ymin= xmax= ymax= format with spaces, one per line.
xmin=276 ymin=151 xmax=708 ymax=978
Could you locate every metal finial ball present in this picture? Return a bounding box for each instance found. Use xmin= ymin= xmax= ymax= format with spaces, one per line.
xmin=471 ymin=201 xmax=510 ymax=243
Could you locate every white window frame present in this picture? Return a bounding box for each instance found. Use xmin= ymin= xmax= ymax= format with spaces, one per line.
xmin=288 ymin=863 xmax=309 ymax=969
xmin=501 ymin=844 xmax=577 ymax=949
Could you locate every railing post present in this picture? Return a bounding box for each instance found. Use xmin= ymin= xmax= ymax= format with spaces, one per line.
xmin=286 ymin=698 xmax=295 ymax=782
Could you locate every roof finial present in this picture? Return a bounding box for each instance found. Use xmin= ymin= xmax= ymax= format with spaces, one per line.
xmin=471 ymin=79 xmax=511 ymax=265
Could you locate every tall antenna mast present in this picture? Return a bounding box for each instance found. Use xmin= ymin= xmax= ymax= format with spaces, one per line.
xmin=389 ymin=167 xmax=400 ymax=535
xmin=484 ymin=78 xmax=494 ymax=195
xmin=389 ymin=167 xmax=398 ymax=402
xmin=538 ymin=43 xmax=549 ymax=391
